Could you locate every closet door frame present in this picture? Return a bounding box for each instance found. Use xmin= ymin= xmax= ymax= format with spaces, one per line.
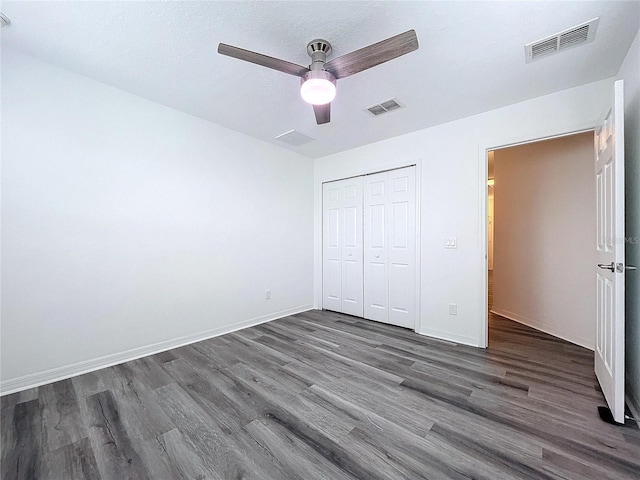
xmin=320 ymin=162 xmax=421 ymax=332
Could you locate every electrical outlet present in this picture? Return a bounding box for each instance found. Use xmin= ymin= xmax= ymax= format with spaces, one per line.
xmin=449 ymin=303 xmax=457 ymax=315
xmin=265 ymin=289 xmax=271 ymax=300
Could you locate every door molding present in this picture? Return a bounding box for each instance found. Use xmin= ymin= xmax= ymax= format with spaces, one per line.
xmin=478 ymin=128 xmax=594 ymax=348
xmin=318 ymin=161 xmax=422 ymax=332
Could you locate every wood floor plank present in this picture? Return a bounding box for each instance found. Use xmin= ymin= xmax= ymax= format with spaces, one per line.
xmin=281 ymin=357 xmax=342 ymax=384
xmin=157 ymin=428 xmax=221 ymax=480
xmin=99 ymin=362 xmax=175 ymax=438
xmin=228 ymin=426 xmax=305 ymax=480
xmin=160 ymin=356 xmax=255 ymax=434
xmin=40 ymin=379 xmax=87 ymax=452
xmin=243 ymin=417 xmax=357 ymax=480
xmin=0 ymin=386 xmax=39 ymax=411
xmin=229 ymin=363 xmax=356 ymax=442
xmin=42 ymin=437 xmax=102 ymax=480
xmin=2 ymin=309 xmax=639 ymax=479
xmin=1 ymin=399 xmax=42 ymax=480
xmin=304 ymin=384 xmax=515 ymax=480
xmin=312 ymin=377 xmax=434 ymax=438
xmin=85 ymin=390 xmax=152 ymax=480
xmin=152 ymin=382 xmax=296 ymax=480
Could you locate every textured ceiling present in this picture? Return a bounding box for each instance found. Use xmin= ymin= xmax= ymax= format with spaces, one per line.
xmin=1 ymin=1 xmax=638 ymax=158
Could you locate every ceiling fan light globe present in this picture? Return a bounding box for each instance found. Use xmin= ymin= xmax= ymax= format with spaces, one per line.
xmin=301 ymin=78 xmax=336 ymax=105
xmin=300 ymin=70 xmax=337 ymax=106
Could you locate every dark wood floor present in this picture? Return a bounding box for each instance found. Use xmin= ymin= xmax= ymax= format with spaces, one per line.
xmin=2 ymin=309 xmax=639 ymax=479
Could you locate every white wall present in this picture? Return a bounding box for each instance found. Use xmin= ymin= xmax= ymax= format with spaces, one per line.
xmin=492 ymin=133 xmax=595 ymax=349
xmin=1 ymin=50 xmax=314 ymax=392
xmin=617 ymin=29 xmax=640 ymax=421
xmin=314 ymin=78 xmax=613 ymax=347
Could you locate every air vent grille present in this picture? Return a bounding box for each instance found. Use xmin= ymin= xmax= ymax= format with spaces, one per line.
xmin=274 ymin=129 xmax=315 ymax=146
xmin=559 ymin=25 xmax=590 ymax=49
xmin=525 ymin=18 xmax=598 ymax=63
xmin=365 ymin=98 xmax=404 ymax=117
xmin=531 ymin=38 xmax=558 ymax=58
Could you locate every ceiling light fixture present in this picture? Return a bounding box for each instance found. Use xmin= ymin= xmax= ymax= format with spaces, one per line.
xmin=300 ymin=70 xmax=336 ymax=105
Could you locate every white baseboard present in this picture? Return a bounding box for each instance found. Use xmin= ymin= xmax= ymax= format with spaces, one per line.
xmin=626 ymin=387 xmax=640 ymax=428
xmin=0 ymin=304 xmax=314 ymax=396
xmin=417 ymin=327 xmax=480 ymax=348
xmin=490 ymin=307 xmax=594 ymax=351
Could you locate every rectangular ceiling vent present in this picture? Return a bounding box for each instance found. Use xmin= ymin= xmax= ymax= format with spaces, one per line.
xmin=274 ymin=129 xmax=315 ymax=146
xmin=525 ymin=17 xmax=599 ymax=63
xmin=365 ymin=97 xmax=404 ymax=117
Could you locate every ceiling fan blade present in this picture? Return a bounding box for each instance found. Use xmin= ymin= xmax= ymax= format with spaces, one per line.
xmin=218 ymin=43 xmax=309 ymax=77
xmin=313 ymin=103 xmax=331 ymax=124
xmin=324 ymin=30 xmax=419 ymax=79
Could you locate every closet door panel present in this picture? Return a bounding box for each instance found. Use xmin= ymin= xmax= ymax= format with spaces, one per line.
xmin=341 ymin=179 xmax=363 ymax=316
xmin=392 ymin=202 xmax=409 ymax=248
xmin=367 ymin=262 xmax=388 ymax=320
xmin=322 ymin=177 xmax=363 ymax=316
xmin=388 ymin=167 xmax=416 ymax=328
xmin=342 ymin=257 xmax=362 ymax=314
xmin=324 ymin=258 xmax=341 ymax=306
xmin=364 ymin=172 xmax=389 ymax=322
xmin=322 ymin=183 xmax=342 ymax=312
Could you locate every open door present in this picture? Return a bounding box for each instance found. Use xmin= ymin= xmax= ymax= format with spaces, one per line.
xmin=594 ymin=79 xmax=625 ymax=424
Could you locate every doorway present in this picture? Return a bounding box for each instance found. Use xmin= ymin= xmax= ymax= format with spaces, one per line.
xmin=486 ymin=132 xmax=596 ymax=349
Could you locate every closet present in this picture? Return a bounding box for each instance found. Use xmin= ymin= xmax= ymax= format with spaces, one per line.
xmin=322 ymin=166 xmax=416 ymax=329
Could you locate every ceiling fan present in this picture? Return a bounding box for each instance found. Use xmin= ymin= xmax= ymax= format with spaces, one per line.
xmin=217 ymin=30 xmax=419 ymax=125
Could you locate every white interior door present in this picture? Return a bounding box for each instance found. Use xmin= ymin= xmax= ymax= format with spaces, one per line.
xmin=594 ymin=79 xmax=625 ymax=424
xmin=387 ymin=167 xmax=416 ymax=328
xmin=363 ymin=167 xmax=416 ymax=328
xmin=322 ymin=177 xmax=364 ymax=317
xmin=364 ymin=172 xmax=389 ymax=323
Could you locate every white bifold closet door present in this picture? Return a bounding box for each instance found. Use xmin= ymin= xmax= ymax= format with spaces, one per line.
xmin=322 ymin=166 xmax=416 ymax=329
xmin=364 ymin=167 xmax=416 ymax=328
xmin=322 ymin=177 xmax=364 ymax=317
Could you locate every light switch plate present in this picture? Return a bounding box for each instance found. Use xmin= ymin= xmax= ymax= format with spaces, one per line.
xmin=445 ymin=237 xmax=457 ymax=249
xmin=449 ymin=303 xmax=458 ymax=315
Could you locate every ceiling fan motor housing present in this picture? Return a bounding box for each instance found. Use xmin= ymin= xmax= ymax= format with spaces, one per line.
xmin=307 ymin=39 xmax=332 ymax=70
xmin=300 ymin=69 xmax=336 ymax=86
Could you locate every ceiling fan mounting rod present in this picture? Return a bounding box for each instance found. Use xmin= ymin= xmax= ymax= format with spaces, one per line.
xmin=307 ymin=39 xmax=332 ymax=71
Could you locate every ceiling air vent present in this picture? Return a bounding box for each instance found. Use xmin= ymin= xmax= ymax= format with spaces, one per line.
xmin=365 ymin=97 xmax=404 ymax=117
xmin=530 ymin=38 xmax=558 ymax=59
xmin=525 ymin=18 xmax=599 ymax=63
xmin=274 ymin=129 xmax=315 ymax=146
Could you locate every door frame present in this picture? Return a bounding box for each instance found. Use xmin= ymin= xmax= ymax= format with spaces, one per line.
xmin=318 ymin=161 xmax=422 ymax=331
xmin=478 ymin=129 xmax=594 ymax=348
